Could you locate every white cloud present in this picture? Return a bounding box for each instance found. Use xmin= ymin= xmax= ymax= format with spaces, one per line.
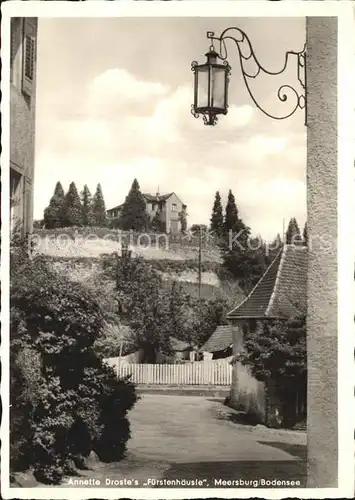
xmin=86 ymin=68 xmax=168 ymax=118
xmin=248 ymin=135 xmax=287 ymax=155
xmin=219 ymin=105 xmax=254 ymax=129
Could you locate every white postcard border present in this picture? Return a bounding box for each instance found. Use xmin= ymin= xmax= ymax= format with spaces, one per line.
xmin=1 ymin=1 xmax=354 ymax=499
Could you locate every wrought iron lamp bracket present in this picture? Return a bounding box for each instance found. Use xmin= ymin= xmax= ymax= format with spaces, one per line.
xmin=205 ymin=28 xmax=307 ymax=126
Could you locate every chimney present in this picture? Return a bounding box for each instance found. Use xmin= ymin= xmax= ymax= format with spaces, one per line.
xmin=156 ymin=186 xmax=160 ymax=200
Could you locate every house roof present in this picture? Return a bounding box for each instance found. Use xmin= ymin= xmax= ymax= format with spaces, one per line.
xmin=143 ymin=192 xmax=174 ymax=202
xmin=200 ymin=325 xmax=236 ymax=353
xmin=227 ymin=244 xmax=307 ymax=320
xmin=106 ymin=204 xmax=123 ymax=213
xmin=107 ymin=192 xmax=179 ymax=213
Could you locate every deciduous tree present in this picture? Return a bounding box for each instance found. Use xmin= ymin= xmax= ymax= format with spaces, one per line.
xmin=238 ymin=315 xmax=307 ymax=427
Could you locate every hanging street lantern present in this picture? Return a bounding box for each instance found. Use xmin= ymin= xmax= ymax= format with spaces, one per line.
xmin=191 ymin=46 xmax=231 ymax=126
xmin=191 ymin=29 xmax=307 ymax=127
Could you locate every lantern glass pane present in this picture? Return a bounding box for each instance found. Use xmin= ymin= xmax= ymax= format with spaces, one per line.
xmin=197 ymin=66 xmax=209 ymax=109
xmin=210 ymin=66 xmax=226 ymax=109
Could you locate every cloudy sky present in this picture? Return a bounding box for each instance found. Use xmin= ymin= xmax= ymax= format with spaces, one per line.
xmin=34 ymin=16 xmax=306 ymax=241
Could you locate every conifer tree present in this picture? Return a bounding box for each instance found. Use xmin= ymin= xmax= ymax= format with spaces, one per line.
xmin=81 ymin=185 xmax=95 ymax=226
xmin=43 ymin=182 xmax=65 ymax=229
xmin=119 ymin=179 xmax=150 ymax=231
xmin=285 ymin=217 xmax=301 ymax=245
xmin=92 ymin=184 xmax=107 ymax=227
xmin=63 ymin=182 xmax=82 ymax=227
xmin=222 ymin=190 xmax=250 ymax=253
xmin=220 ymin=190 xmax=254 ymax=291
xmin=210 ymin=191 xmax=224 ymax=238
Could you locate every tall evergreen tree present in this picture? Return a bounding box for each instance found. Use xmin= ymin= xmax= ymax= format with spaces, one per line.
xmin=63 ymin=182 xmax=82 ymax=227
xmin=43 ymin=181 xmax=65 ymax=229
xmin=303 ymin=222 xmax=308 ymax=246
xmin=92 ymin=184 xmax=107 ymax=227
xmin=285 ymin=217 xmax=301 ymax=245
xmin=220 ymin=190 xmax=251 ymax=283
xmin=210 ymin=191 xmax=224 ymax=238
xmin=119 ymin=179 xmax=150 ymax=231
xmin=81 ymin=184 xmax=95 ymax=226
xmin=178 ymin=206 xmax=188 ymax=234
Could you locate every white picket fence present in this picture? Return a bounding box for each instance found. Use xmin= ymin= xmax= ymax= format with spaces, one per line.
xmin=105 ymin=360 xmax=232 ymax=386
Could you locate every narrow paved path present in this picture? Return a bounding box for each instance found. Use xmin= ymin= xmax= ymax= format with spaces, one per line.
xmin=128 ymin=394 xmax=300 ymax=463
xmin=26 ymin=394 xmax=305 ymax=488
xmin=122 ymin=394 xmax=307 ymax=487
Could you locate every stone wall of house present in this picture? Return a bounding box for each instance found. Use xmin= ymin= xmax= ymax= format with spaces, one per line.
xmin=306 ymin=17 xmax=338 ymax=488
xmin=165 ymin=193 xmax=183 ymax=234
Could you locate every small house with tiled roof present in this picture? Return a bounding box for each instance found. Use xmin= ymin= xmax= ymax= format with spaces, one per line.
xmin=200 ymin=325 xmax=236 ymax=360
xmin=107 ymin=191 xmax=187 ymax=234
xmin=225 ymin=244 xmax=308 ymax=426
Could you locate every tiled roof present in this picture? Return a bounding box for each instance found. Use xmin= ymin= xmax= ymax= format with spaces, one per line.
xmin=143 ymin=192 xmax=174 ymax=202
xmin=227 ymin=245 xmax=307 ymax=320
xmin=268 ymin=245 xmax=307 ymax=317
xmin=107 ymin=204 xmax=123 ymax=213
xmin=200 ymin=325 xmax=236 ymax=353
xmin=107 ymin=193 xmax=177 ymax=212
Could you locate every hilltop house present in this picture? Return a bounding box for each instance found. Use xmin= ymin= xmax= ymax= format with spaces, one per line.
xmin=107 ymin=191 xmax=187 ymax=234
xmin=224 ymin=244 xmax=307 ymax=427
xmin=10 ymin=17 xmax=38 ymax=236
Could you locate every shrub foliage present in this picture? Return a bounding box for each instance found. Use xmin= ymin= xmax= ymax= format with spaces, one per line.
xmin=238 ymin=315 xmax=307 ymax=427
xmin=10 ymin=246 xmax=137 ymax=484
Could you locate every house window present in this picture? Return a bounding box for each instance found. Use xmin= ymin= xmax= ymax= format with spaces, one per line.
xmin=24 ymin=35 xmax=35 ymax=81
xmin=22 ymin=19 xmax=36 ymax=98
xmin=172 ymin=203 xmax=177 ymax=212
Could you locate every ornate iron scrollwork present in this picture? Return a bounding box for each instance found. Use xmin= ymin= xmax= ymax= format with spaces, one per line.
xmin=206 ymin=28 xmax=307 ymax=125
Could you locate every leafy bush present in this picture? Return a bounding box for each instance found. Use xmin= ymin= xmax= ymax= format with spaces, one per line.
xmin=10 ymin=246 xmax=137 ymax=484
xmin=238 ymin=316 xmax=307 ymax=428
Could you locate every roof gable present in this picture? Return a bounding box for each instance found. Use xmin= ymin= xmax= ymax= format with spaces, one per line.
xmin=227 ymin=245 xmax=307 ymax=320
xmin=143 ymin=192 xmax=174 ymax=202
xmin=267 ymin=245 xmax=307 ymax=317
xmin=227 ymin=248 xmax=283 ymax=319
xmin=107 ymin=204 xmax=123 ymax=213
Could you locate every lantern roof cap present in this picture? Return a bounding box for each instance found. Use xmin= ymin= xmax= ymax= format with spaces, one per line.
xmin=205 ymin=48 xmax=220 ymax=59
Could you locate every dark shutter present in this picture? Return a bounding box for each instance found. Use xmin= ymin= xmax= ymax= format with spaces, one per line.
xmin=22 ymin=18 xmax=36 ymax=97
